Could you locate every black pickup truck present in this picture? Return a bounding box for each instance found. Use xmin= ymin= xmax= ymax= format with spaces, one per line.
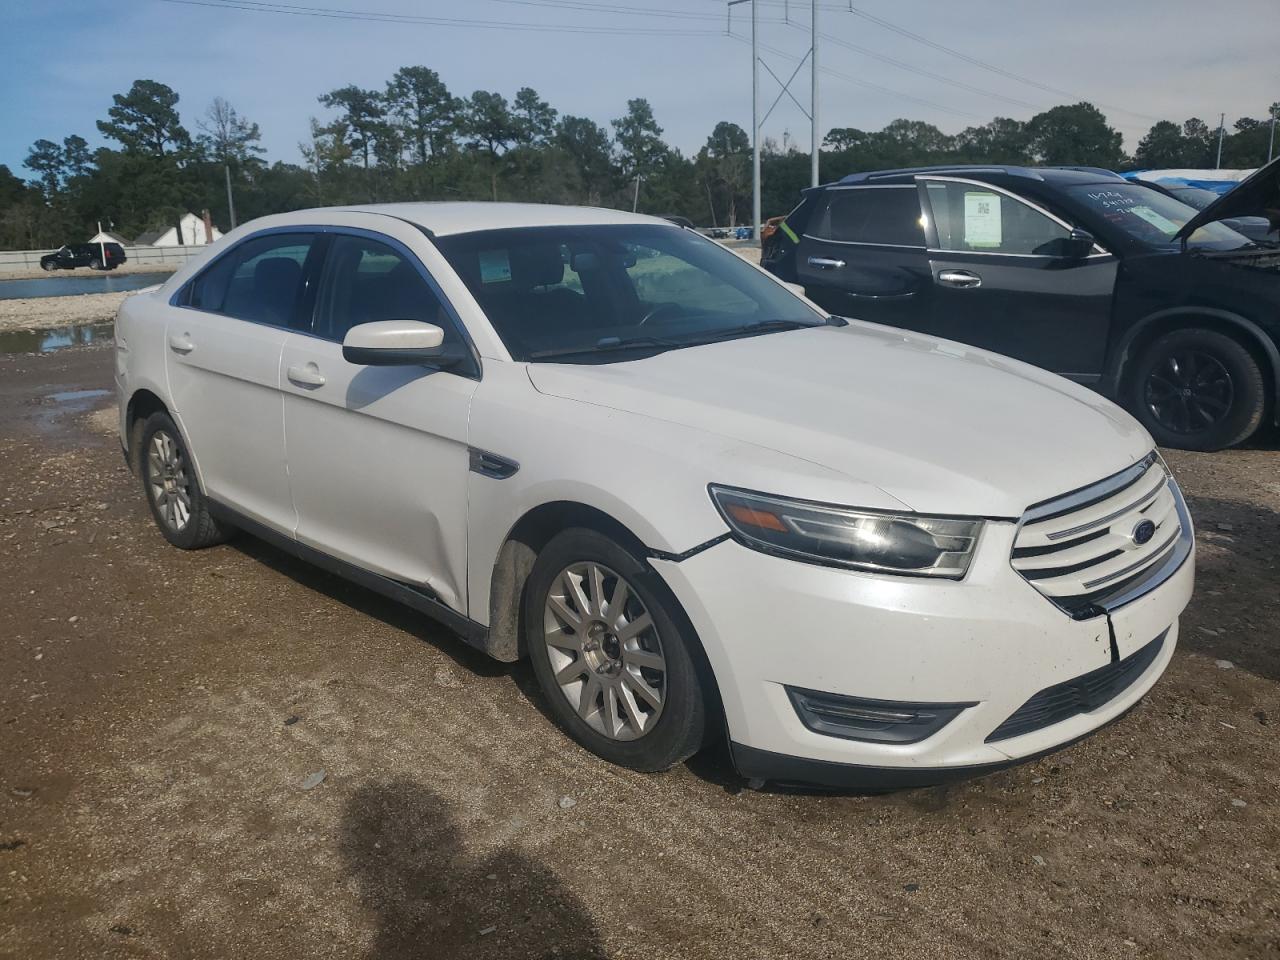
xmin=40 ymin=242 xmax=128 ymax=272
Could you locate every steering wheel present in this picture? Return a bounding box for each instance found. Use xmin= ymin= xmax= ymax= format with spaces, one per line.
xmin=637 ymin=302 xmax=683 ymax=327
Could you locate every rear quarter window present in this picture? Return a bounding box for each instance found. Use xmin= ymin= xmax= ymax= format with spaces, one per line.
xmin=811 ymin=187 xmax=924 ymax=246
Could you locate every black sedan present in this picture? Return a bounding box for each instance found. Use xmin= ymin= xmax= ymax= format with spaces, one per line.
xmin=763 ymin=159 xmax=1280 ymax=451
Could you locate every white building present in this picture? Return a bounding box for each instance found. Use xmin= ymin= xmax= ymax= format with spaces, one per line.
xmin=134 ymin=212 xmax=224 ymax=247
xmin=88 ymin=229 xmax=129 ymax=245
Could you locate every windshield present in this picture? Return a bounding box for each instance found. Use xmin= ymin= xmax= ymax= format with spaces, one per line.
xmin=1065 ymin=183 xmax=1250 ymax=251
xmin=1166 ymin=186 xmax=1222 ymax=211
xmin=434 ymin=224 xmax=823 ymax=362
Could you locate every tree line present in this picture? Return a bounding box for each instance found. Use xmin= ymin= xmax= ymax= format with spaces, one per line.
xmin=2 ymin=68 xmax=1276 ymax=250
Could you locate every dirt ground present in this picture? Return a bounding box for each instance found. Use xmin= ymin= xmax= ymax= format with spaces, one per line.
xmin=0 ymin=341 xmax=1277 ymax=960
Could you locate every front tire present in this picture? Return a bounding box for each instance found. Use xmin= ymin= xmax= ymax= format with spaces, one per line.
xmin=89 ymin=257 xmax=103 ymax=270
xmin=138 ymin=412 xmax=228 ymax=549
xmin=1128 ymin=328 xmax=1266 ymax=451
xmin=524 ymin=528 xmax=711 ymax=772
xmin=41 ymin=261 xmax=54 ymax=272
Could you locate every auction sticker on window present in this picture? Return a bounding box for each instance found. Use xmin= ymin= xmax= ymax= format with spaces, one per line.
xmin=1128 ymin=205 xmax=1182 ymax=235
xmin=479 ymin=249 xmax=512 ymax=284
xmin=964 ymin=192 xmax=1002 ymax=247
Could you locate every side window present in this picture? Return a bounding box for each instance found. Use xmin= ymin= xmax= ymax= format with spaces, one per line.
xmin=924 ymin=181 xmax=1071 ymax=255
xmin=186 ymin=233 xmax=315 ymax=326
xmin=312 ymin=234 xmax=453 ymax=342
xmin=187 ymin=251 xmax=237 ymax=312
xmin=811 ymin=187 xmax=924 ymax=246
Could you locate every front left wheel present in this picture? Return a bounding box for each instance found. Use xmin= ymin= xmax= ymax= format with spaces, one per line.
xmin=524 ymin=528 xmax=712 ymax=772
xmin=137 ymin=412 xmax=229 ymax=549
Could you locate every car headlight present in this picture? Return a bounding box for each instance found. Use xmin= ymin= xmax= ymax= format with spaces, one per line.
xmin=709 ymin=485 xmax=983 ymax=579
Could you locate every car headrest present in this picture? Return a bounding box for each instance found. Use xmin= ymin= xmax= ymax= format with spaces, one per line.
xmin=509 ymin=244 xmax=564 ymax=288
xmin=254 ymin=256 xmax=302 ymax=294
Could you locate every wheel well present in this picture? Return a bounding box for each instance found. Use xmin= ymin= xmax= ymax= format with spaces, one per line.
xmin=125 ymin=389 xmax=169 ymax=472
xmin=485 ymin=499 xmax=727 ymax=739
xmin=485 ymin=502 xmax=650 ymax=662
xmin=1119 ymin=315 xmax=1276 ymax=415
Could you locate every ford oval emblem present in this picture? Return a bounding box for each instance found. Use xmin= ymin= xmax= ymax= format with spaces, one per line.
xmin=1131 ymin=519 xmax=1157 ymax=546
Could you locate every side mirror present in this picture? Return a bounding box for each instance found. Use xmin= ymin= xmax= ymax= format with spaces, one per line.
xmin=1060 ymin=228 xmax=1096 ymax=259
xmin=342 ymin=320 xmax=464 ymax=368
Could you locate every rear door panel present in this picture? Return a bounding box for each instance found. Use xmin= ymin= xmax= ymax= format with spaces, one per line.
xmin=795 ymin=185 xmax=931 ymax=330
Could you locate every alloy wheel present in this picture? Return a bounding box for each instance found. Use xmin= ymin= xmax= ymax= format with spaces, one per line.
xmin=542 ymin=561 xmax=667 ymax=741
xmin=147 ymin=430 xmax=193 ymax=532
xmin=1144 ymin=349 xmax=1234 ymax=435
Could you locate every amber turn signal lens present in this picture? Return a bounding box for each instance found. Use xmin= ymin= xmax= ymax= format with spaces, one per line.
xmin=725 ymin=503 xmax=788 ymax=532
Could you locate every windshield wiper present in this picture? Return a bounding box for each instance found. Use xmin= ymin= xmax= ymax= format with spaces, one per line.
xmin=698 ymin=316 xmax=842 ymax=343
xmin=529 ymin=334 xmax=686 ymax=361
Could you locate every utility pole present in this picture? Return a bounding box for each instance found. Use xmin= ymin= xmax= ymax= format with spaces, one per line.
xmin=224 ymin=163 xmax=237 ymax=230
xmin=751 ymin=0 xmax=760 ymax=243
xmin=1269 ymin=104 xmax=1276 ymax=163
xmin=728 ymin=0 xmax=818 ymax=241
xmin=1215 ymin=112 xmax=1225 ymax=169
xmin=810 ymin=0 xmax=819 ymax=187
xmin=632 ymin=173 xmax=643 ymax=212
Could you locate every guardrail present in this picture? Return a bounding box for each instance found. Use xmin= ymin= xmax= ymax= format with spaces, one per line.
xmin=0 ymin=245 xmax=206 ymax=274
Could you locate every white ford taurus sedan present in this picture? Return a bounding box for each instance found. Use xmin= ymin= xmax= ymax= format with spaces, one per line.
xmin=114 ymin=203 xmax=1195 ymax=788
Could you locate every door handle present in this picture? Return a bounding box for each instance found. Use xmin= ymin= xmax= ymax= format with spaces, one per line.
xmin=807 ymin=256 xmax=846 ymax=270
xmin=168 ymin=333 xmax=195 ymax=355
xmin=936 ymin=269 xmax=982 ymax=289
xmin=286 ymin=363 xmax=327 ymax=388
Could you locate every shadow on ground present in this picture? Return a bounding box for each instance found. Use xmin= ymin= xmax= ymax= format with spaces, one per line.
xmin=340 ymin=779 xmax=605 ymax=959
xmin=1177 ymin=493 xmax=1280 ymax=683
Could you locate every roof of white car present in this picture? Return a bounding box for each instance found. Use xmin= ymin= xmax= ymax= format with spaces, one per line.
xmin=328 ymin=202 xmax=670 ymax=237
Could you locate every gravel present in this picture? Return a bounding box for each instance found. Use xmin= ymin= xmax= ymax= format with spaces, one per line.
xmin=0 ymin=291 xmax=132 ymax=333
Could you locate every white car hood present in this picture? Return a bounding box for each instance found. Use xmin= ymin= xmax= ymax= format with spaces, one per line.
xmin=525 ymin=322 xmax=1152 ymax=517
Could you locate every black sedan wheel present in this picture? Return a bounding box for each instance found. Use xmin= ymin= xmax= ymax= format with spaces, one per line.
xmin=1130 ymin=328 xmax=1265 ymax=451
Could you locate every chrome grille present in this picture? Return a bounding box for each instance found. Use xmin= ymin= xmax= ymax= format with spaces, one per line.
xmin=1011 ymin=453 xmax=1192 ymax=618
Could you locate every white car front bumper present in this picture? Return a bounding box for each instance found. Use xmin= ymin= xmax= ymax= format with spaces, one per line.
xmin=651 ymin=516 xmax=1194 ymax=788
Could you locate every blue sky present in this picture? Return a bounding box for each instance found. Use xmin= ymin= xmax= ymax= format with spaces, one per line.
xmin=2 ymin=0 xmax=1277 ymax=179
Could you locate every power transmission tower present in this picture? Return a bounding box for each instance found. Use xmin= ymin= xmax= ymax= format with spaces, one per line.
xmin=728 ymin=0 xmax=821 ymax=244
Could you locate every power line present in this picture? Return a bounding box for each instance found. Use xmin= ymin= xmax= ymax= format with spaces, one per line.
xmin=722 ymin=0 xmax=1166 ymax=125
xmin=155 ymin=0 xmax=727 ymax=36
xmin=727 ymin=30 xmax=984 ymax=121
xmin=785 ymin=22 xmax=1044 ymax=112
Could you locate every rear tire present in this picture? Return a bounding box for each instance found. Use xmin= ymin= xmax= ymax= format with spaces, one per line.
xmin=1128 ymin=328 xmax=1266 ymax=451
xmin=137 ymin=412 xmax=229 ymax=549
xmin=523 ymin=528 xmax=711 ymax=773
xmin=89 ymin=257 xmax=103 ymax=270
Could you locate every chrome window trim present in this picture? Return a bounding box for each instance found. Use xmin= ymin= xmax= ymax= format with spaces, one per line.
xmin=919 ymin=175 xmax=1110 ymax=257
xmin=925 ymin=248 xmax=1113 ymax=261
xmin=807 ymin=183 xmax=926 ymax=248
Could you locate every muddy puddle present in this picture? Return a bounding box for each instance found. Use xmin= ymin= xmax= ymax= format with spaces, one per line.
xmin=0 ymin=322 xmax=113 ymax=354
